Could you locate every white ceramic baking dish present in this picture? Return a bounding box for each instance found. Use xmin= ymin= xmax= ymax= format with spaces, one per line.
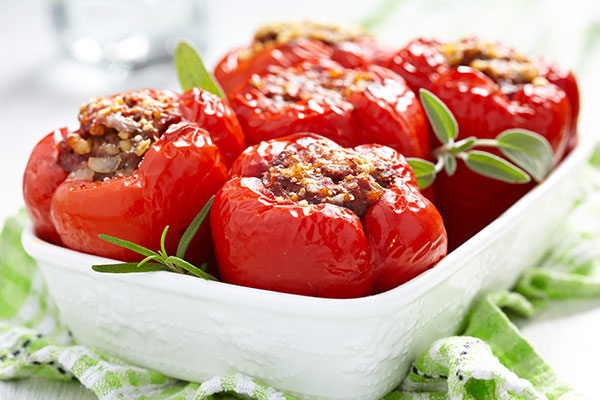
xmin=22 ymin=134 xmax=594 ymax=400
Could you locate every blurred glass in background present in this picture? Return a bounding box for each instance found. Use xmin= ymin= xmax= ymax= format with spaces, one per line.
xmin=51 ymin=0 xmax=206 ymax=68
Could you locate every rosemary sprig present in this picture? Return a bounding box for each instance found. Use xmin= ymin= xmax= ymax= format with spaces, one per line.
xmin=92 ymin=197 xmax=218 ymax=281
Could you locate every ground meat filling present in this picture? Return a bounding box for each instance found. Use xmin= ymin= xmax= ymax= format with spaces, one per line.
xmin=438 ymin=40 xmax=547 ymax=95
xmin=254 ymin=21 xmax=367 ymax=46
xmin=59 ymin=91 xmax=181 ymax=182
xmin=250 ymin=65 xmax=375 ymax=108
xmin=237 ymin=22 xmax=369 ymax=61
xmin=261 ymin=141 xmax=395 ymax=217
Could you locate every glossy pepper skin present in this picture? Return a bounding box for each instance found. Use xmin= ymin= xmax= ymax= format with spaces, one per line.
xmin=211 ymin=133 xmax=447 ymax=298
xmin=23 ymin=89 xmax=239 ymax=265
xmin=215 ymin=38 xmax=331 ymax=97
xmin=51 ymin=123 xmax=228 ymax=264
xmin=178 ymin=87 xmax=247 ymax=165
xmin=386 ymin=38 xmax=577 ymax=249
xmin=535 ymin=58 xmax=580 ymax=152
xmin=386 ymin=37 xmax=579 ymax=146
xmin=23 ymin=128 xmax=69 ymax=245
xmin=231 ymin=59 xmax=431 ymax=159
xmin=214 ymin=21 xmax=394 ymax=97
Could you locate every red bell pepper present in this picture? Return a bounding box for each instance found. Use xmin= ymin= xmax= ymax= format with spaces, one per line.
xmin=535 ymin=58 xmax=580 ymax=152
xmin=210 ymin=133 xmax=447 ymax=298
xmin=23 ymin=88 xmax=243 ymax=265
xmin=214 ymin=21 xmax=394 ymax=97
xmin=178 ymin=87 xmax=247 ymax=165
xmin=230 ymin=58 xmax=431 ymax=159
xmin=385 ymin=37 xmax=578 ymax=248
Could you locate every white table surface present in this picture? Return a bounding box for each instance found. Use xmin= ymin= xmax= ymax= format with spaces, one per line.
xmin=1 ymin=0 xmax=599 ymax=398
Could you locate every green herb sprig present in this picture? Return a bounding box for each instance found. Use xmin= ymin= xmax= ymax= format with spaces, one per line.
xmin=92 ymin=197 xmax=218 ymax=281
xmin=408 ymin=89 xmax=554 ymax=189
xmin=174 ymin=40 xmax=226 ymax=100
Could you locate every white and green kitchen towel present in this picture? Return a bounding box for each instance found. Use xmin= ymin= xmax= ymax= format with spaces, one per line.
xmin=2 ymin=154 xmax=600 ymax=400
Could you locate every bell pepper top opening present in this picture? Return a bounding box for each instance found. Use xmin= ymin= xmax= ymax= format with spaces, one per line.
xmin=59 ymin=90 xmax=182 ymax=182
xmin=253 ymin=21 xmax=368 ymax=46
xmin=239 ymin=21 xmax=369 ymax=61
xmin=236 ymin=21 xmax=371 ymax=62
xmin=250 ymin=63 xmax=375 ymax=106
xmin=261 ymin=138 xmax=395 ymax=217
xmin=438 ymin=39 xmax=547 ymax=95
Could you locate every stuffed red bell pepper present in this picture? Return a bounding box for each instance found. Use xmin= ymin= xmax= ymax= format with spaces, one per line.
xmin=23 ymin=88 xmax=245 ymax=265
xmin=210 ymin=133 xmax=447 ymax=298
xmin=214 ymin=21 xmax=394 ymax=97
xmin=387 ymin=37 xmax=579 ymax=141
xmin=386 ymin=37 xmax=578 ymax=248
xmin=230 ymin=58 xmax=431 ymax=159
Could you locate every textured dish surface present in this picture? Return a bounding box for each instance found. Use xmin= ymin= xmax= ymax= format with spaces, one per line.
xmin=22 ymin=139 xmax=591 ymax=400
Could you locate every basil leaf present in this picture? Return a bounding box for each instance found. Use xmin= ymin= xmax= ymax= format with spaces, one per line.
xmin=419 ymin=89 xmax=458 ymax=144
xmin=98 ymin=234 xmax=157 ymax=258
xmin=445 ymin=155 xmax=457 ymax=176
xmin=92 ymin=262 xmax=170 ymax=274
xmin=407 ymin=158 xmax=436 ymax=189
xmin=464 ymin=151 xmax=531 ymax=184
xmin=496 ymin=129 xmax=554 ymax=182
xmin=176 ymin=196 xmax=214 ymax=259
xmin=174 ymin=41 xmax=226 ymax=100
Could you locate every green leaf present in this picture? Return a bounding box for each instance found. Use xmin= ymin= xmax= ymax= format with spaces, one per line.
xmin=0 ymin=209 xmax=37 ymax=320
xmin=174 ymin=41 xmax=226 ymax=99
xmin=419 ymin=89 xmax=458 ymax=144
xmin=361 ymin=0 xmax=402 ymax=30
xmin=407 ymin=158 xmax=437 ymax=189
xmin=464 ymin=151 xmax=531 ymax=184
xmin=176 ymin=196 xmax=214 ymax=259
xmin=450 ymin=137 xmax=477 ymax=154
xmin=98 ymin=234 xmax=157 ymax=258
xmin=445 ymin=155 xmax=457 ymax=176
xmin=167 ymin=256 xmax=219 ymax=281
xmin=496 ymin=129 xmax=554 ymax=182
xmin=92 ymin=262 xmax=171 ymax=274
xmin=138 ymin=255 xmax=162 ymax=268
xmin=160 ymin=225 xmax=170 ymax=258
xmin=591 ymin=143 xmax=600 ymax=168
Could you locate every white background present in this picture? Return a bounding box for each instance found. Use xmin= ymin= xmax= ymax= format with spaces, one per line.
xmin=1 ymin=0 xmax=599 ymax=398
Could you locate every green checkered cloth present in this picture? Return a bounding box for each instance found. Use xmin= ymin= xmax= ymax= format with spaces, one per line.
xmin=2 ymin=161 xmax=600 ymax=400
